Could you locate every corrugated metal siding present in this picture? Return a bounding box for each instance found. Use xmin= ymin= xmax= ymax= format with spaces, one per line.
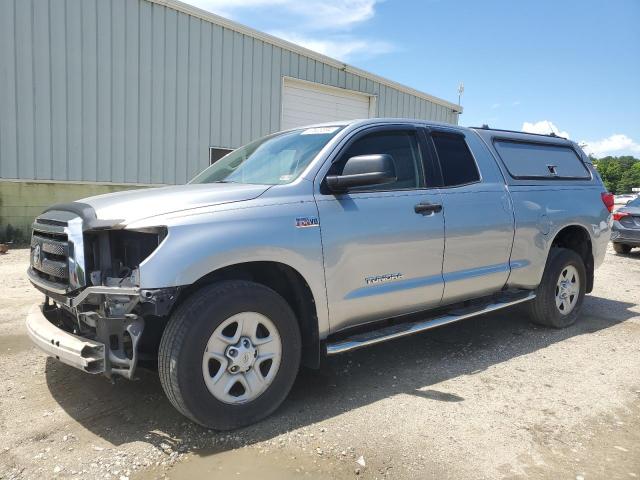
xmin=0 ymin=0 xmax=460 ymax=185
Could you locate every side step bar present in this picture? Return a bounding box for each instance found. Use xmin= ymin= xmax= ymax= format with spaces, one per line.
xmin=326 ymin=291 xmax=536 ymax=355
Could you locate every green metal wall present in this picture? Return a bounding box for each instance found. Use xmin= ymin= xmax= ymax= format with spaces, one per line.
xmin=0 ymin=181 xmax=151 ymax=243
xmin=0 ymin=0 xmax=460 ymax=187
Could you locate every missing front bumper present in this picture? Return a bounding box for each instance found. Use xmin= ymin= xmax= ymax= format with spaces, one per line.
xmin=26 ymin=275 xmax=179 ymax=378
xmin=26 ymin=304 xmax=106 ymax=374
xmin=26 ymin=303 xmax=144 ymax=379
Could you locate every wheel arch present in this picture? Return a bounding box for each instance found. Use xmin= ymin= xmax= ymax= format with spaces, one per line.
xmin=176 ymin=261 xmax=321 ymax=369
xmin=548 ymin=224 xmax=594 ymax=293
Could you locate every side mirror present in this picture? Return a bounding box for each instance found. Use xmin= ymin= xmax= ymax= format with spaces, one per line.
xmin=325 ymin=154 xmax=397 ymax=193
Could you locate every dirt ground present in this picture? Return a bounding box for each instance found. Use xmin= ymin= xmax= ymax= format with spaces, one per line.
xmin=0 ymin=246 xmax=639 ymax=480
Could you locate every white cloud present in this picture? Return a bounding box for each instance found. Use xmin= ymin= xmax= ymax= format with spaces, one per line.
xmin=581 ymin=134 xmax=640 ymax=158
xmin=183 ymin=0 xmax=390 ymax=62
xmin=522 ymin=120 xmax=570 ymax=139
xmin=184 ymin=0 xmax=378 ymax=30
xmin=268 ymin=31 xmax=394 ymax=62
xmin=522 ymin=120 xmax=640 ymax=158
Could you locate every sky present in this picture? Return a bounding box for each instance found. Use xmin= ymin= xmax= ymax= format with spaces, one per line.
xmin=184 ymin=0 xmax=640 ymax=158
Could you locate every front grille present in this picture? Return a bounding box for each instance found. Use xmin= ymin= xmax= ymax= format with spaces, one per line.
xmin=36 ymin=258 xmax=69 ymax=278
xmin=31 ymin=221 xmax=70 ymax=289
xmin=29 ymin=210 xmax=86 ymax=293
xmin=31 ymin=231 xmax=69 ymax=256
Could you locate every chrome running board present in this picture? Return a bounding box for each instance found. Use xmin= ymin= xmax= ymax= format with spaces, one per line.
xmin=326 ymin=291 xmax=536 ymax=355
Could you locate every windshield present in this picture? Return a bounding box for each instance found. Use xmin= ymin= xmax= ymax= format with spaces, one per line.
xmin=627 ymin=196 xmax=640 ymax=207
xmin=191 ymin=126 xmax=343 ymax=185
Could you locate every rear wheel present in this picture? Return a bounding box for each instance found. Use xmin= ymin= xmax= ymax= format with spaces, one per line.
xmin=613 ymin=242 xmax=632 ymax=254
xmin=526 ymin=248 xmax=586 ymax=328
xmin=158 ymin=280 xmax=301 ymax=430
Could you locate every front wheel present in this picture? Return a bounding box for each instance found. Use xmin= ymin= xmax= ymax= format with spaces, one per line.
xmin=158 ymin=280 xmax=301 ymax=430
xmin=526 ymin=248 xmax=586 ymax=328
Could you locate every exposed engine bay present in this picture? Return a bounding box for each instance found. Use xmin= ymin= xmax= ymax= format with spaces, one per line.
xmin=29 ymin=214 xmax=177 ymax=379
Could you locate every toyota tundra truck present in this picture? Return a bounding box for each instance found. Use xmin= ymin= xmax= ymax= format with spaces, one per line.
xmin=26 ymin=119 xmax=612 ymax=429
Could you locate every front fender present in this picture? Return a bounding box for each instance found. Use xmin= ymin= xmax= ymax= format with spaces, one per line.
xmin=136 ymin=199 xmax=330 ymax=336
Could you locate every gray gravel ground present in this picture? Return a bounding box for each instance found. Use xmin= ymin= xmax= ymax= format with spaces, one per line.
xmin=0 ymin=246 xmax=639 ymax=480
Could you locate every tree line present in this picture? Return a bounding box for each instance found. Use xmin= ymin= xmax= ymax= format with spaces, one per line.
xmin=591 ymin=155 xmax=640 ymax=194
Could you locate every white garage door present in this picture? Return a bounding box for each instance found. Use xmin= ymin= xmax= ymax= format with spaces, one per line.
xmin=282 ymin=78 xmax=375 ymax=130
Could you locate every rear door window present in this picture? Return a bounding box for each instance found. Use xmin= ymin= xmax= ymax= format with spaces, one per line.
xmin=430 ymin=132 xmax=480 ymax=187
xmin=493 ymin=140 xmax=590 ymax=179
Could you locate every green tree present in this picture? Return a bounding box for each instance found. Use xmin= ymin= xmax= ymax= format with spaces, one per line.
xmin=619 ymin=161 xmax=640 ymax=194
xmin=593 ymin=155 xmax=640 ymax=193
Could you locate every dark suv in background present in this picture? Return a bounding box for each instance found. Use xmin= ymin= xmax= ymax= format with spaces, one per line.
xmin=612 ymin=196 xmax=640 ymax=253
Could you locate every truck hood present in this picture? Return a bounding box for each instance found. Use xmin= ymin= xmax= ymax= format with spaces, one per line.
xmin=77 ymin=183 xmax=271 ymax=226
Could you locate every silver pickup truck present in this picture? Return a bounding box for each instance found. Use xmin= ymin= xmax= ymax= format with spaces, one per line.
xmin=26 ymin=119 xmax=612 ymax=429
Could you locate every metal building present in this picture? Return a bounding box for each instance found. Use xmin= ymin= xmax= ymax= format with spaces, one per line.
xmin=0 ymin=0 xmax=462 ymax=241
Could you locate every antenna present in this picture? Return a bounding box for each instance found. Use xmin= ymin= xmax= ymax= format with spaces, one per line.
xmin=457 ymin=82 xmax=464 ymax=107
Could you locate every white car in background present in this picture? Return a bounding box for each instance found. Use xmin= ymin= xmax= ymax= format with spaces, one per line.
xmin=614 ymin=194 xmax=638 ymax=206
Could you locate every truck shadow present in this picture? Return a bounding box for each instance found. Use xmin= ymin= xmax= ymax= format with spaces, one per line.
xmin=612 ymin=248 xmax=640 ymax=259
xmin=44 ymin=294 xmax=637 ymax=459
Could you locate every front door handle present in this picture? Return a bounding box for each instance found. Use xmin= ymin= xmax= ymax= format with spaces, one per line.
xmin=414 ymin=202 xmax=442 ymax=215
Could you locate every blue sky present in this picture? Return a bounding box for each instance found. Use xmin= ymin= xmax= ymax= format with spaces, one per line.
xmin=185 ymin=0 xmax=640 ymax=158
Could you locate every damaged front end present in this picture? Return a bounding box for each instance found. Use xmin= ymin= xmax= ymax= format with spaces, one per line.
xmin=27 ymin=206 xmax=178 ymax=379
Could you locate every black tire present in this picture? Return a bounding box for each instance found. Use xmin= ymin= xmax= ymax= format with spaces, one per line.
xmin=525 ymin=247 xmax=586 ymax=328
xmin=158 ymin=280 xmax=301 ymax=430
xmin=613 ymin=242 xmax=632 ymax=254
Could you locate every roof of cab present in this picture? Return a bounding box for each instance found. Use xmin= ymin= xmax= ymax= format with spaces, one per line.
xmin=291 ymin=118 xmax=472 ymax=133
xmin=289 ymin=119 xmax=578 ymax=148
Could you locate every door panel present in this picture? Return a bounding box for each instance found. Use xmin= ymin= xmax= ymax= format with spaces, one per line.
xmin=439 ymin=186 xmax=514 ymax=303
xmin=317 ymin=191 xmax=444 ymax=331
xmin=427 ymin=128 xmax=514 ymax=304
xmin=316 ymin=127 xmax=445 ymax=332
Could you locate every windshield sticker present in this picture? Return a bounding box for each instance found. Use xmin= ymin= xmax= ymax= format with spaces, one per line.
xmin=300 ymin=127 xmax=340 ymax=135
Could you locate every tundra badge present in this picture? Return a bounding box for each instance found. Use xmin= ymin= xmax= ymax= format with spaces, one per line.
xmin=365 ymin=273 xmax=403 ymax=285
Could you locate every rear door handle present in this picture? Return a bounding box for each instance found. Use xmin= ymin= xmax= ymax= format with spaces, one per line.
xmin=414 ymin=202 xmax=442 ymax=215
